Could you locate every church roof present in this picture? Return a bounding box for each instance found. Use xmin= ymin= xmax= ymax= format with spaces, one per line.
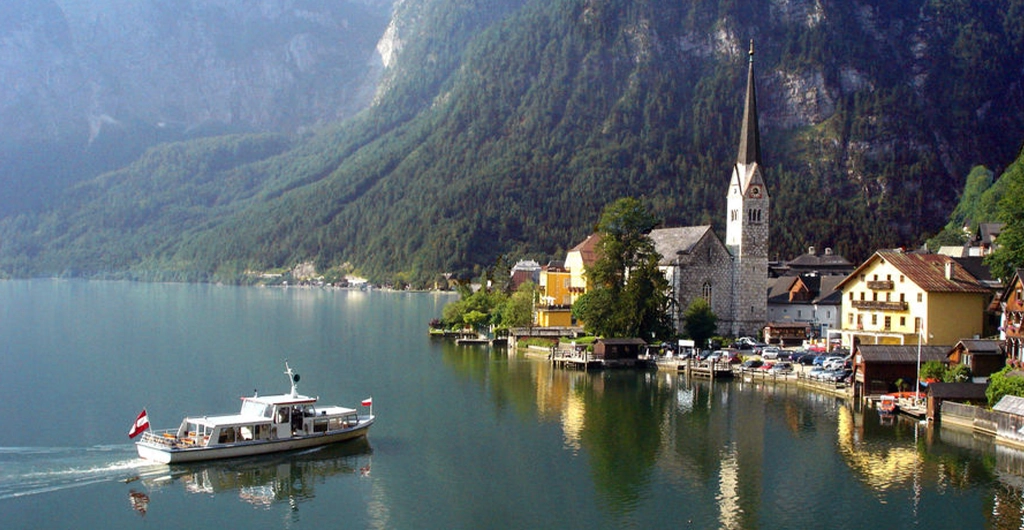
xmin=737 ymin=40 xmax=760 ymax=167
xmin=648 ymin=226 xmax=716 ymax=265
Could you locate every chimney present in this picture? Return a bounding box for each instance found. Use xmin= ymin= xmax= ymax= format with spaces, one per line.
xmin=824 ymin=247 xmax=833 ymax=256
xmin=945 ymin=261 xmax=954 ymax=280
xmin=808 ymin=246 xmax=816 ymax=255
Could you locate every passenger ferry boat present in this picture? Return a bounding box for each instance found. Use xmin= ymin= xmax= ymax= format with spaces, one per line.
xmin=135 ymin=363 xmax=374 ymax=464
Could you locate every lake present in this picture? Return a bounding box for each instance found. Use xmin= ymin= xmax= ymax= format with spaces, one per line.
xmin=1 ymin=279 xmax=1023 ymax=529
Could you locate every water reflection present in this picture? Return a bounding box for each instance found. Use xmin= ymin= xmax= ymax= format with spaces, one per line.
xmin=137 ymin=438 xmax=372 ymax=509
xmin=437 ymin=347 xmax=1024 ymax=527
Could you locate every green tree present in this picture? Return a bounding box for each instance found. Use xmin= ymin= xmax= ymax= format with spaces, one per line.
xmin=682 ymin=298 xmax=718 ymax=348
xmin=920 ymin=360 xmax=947 ymax=382
xmin=987 ymin=366 xmax=1024 ymax=406
xmin=573 ymin=197 xmax=672 ymax=339
xmin=986 ymin=147 xmax=1024 ymax=281
xmin=944 ymin=363 xmax=972 ymax=383
xmin=499 ymin=281 xmax=537 ymax=329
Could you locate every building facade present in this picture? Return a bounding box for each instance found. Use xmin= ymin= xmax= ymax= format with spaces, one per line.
xmin=836 ymin=251 xmax=992 ymax=348
xmin=1002 ymin=269 xmax=1024 ymax=363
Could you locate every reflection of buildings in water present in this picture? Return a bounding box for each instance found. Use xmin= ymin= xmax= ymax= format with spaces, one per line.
xmin=716 ymin=443 xmax=742 ymax=530
xmin=142 ymin=438 xmax=373 ymax=507
xmin=939 ymin=425 xmax=1024 ymax=526
xmin=836 ymin=406 xmax=922 ymax=492
xmin=561 ymin=391 xmax=585 ymax=452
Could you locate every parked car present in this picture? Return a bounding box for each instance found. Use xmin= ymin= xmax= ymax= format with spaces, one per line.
xmin=722 ymin=351 xmax=743 ymax=364
xmin=794 ymin=352 xmax=817 ymax=365
xmin=768 ymin=362 xmax=793 ymax=374
xmin=741 ymin=359 xmax=763 ymax=371
xmin=822 ymin=357 xmax=845 ymax=370
xmin=761 ymin=347 xmax=781 ymax=360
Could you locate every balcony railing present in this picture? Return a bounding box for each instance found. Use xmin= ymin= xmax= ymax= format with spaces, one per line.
xmin=851 ymin=300 xmax=908 ymax=311
xmin=866 ymin=280 xmax=894 ymax=290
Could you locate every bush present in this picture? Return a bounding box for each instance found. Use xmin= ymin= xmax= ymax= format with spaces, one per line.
xmin=986 ymin=366 xmax=1024 ymax=406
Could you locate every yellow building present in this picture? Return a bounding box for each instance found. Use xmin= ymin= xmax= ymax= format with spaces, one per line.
xmin=836 ymin=250 xmax=992 ymax=347
xmin=564 ymin=233 xmax=600 ymax=293
xmin=536 ymin=267 xmax=575 ymax=327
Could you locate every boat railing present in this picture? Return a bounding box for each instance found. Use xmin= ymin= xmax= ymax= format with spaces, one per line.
xmin=139 ymin=429 xmax=181 ymax=447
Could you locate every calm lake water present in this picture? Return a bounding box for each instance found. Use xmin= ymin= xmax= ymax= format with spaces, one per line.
xmin=2 ymin=279 xmax=1024 ymax=529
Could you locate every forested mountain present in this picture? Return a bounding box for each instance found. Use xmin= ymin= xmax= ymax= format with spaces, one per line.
xmin=1 ymin=0 xmax=1023 ymax=285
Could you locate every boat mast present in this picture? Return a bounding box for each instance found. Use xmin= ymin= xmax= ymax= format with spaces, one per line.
xmin=284 ymin=362 xmax=300 ymax=397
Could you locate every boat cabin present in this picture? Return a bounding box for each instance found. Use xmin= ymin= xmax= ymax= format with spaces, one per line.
xmin=174 ymin=394 xmax=360 ymax=447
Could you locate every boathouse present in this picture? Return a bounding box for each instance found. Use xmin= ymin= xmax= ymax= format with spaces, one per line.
xmin=593 ymin=338 xmax=646 ymax=363
xmin=852 ymin=344 xmax=950 ymax=398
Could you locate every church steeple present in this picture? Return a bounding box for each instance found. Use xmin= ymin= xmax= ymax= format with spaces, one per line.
xmin=737 ymin=39 xmax=760 ymax=166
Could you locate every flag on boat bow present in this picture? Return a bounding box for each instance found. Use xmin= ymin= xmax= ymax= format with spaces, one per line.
xmin=128 ymin=409 xmax=150 ymax=438
xmin=361 ymin=398 xmax=372 ymax=407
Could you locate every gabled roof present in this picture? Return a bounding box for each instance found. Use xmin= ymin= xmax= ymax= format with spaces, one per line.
xmin=953 ymin=256 xmax=1001 ymax=288
xmin=814 ymin=275 xmax=845 ymax=305
xmin=836 ymin=250 xmax=990 ymax=294
xmin=994 ymin=394 xmax=1024 ymax=416
xmin=649 ymin=226 xmax=716 ymax=266
xmin=569 ymin=233 xmax=602 ymax=267
xmin=856 ymin=344 xmax=950 ymax=364
xmin=977 ymin=223 xmax=1004 ymax=246
xmin=767 ymin=276 xmax=800 ymax=303
xmin=953 ymin=339 xmax=1005 ymax=355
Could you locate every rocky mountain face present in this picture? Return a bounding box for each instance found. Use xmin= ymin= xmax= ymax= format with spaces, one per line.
xmin=1 ymin=0 xmax=1022 ymax=283
xmin=0 ymin=0 xmax=394 ymax=211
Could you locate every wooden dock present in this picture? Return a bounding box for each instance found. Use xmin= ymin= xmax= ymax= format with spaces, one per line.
xmin=656 ymin=359 xmax=733 ymax=379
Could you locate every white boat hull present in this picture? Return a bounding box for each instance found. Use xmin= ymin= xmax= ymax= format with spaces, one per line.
xmin=137 ymin=418 xmax=374 ymax=464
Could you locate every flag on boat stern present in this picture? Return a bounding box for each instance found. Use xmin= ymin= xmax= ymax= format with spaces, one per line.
xmin=361 ymin=398 xmax=372 ymax=407
xmin=128 ymin=409 xmax=150 ymax=438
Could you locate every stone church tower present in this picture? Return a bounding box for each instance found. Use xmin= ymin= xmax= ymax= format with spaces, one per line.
xmin=724 ymin=40 xmax=769 ymax=337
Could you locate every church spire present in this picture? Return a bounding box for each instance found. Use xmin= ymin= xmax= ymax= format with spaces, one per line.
xmin=736 ymin=39 xmax=760 ymax=166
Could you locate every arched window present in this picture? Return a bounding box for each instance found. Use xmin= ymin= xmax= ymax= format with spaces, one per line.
xmin=702 ymin=282 xmax=712 ymax=301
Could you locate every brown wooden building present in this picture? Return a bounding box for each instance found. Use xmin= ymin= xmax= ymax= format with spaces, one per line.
xmin=948 ymin=339 xmax=1005 ymax=380
xmin=926 ymin=382 xmax=989 ymax=421
xmin=592 ymin=338 xmax=647 ymax=361
xmin=1003 ymin=269 xmax=1024 ymax=363
xmin=853 ymin=344 xmax=950 ymax=398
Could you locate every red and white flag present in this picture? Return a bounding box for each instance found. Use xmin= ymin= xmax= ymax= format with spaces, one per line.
xmin=128 ymin=409 xmax=150 ymax=438
xmin=361 ymin=398 xmax=373 ymax=407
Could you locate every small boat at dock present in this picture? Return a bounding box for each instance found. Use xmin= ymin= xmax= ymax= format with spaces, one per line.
xmin=135 ymin=363 xmax=374 ymax=464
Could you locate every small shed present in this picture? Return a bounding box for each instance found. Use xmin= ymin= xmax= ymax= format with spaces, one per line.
xmin=948 ymin=339 xmax=1005 ymax=380
xmin=926 ymin=382 xmax=989 ymax=421
xmin=853 ymin=344 xmax=950 ymax=398
xmin=593 ymin=338 xmax=646 ymax=361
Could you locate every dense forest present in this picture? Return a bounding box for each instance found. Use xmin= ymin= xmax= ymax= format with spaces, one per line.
xmin=1 ymin=0 xmax=1023 ymax=285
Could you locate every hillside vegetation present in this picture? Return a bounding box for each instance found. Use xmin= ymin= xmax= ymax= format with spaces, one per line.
xmin=1 ymin=0 xmax=1023 ymax=285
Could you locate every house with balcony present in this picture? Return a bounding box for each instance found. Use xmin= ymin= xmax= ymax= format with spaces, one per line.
xmin=836 ymin=250 xmax=993 ymax=348
xmin=1002 ymin=269 xmax=1024 ymax=363
xmin=536 ymin=263 xmax=576 ymax=327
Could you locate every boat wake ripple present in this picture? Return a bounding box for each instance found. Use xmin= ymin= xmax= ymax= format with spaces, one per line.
xmin=0 ymin=445 xmax=164 ymax=500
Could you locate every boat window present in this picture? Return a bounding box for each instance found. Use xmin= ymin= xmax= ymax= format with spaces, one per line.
xmin=240 ymin=426 xmax=254 ymax=441
xmin=241 ymin=400 xmax=273 ymax=418
xmin=313 ymin=419 xmax=328 ymax=433
xmin=342 ymin=413 xmax=358 ymax=427
xmin=218 ymin=427 xmax=236 ymax=444
xmin=302 ymin=405 xmax=316 ymax=417
xmin=276 ymin=407 xmax=289 ymax=424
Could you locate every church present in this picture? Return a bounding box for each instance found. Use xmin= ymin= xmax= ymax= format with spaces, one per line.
xmin=651 ymin=41 xmax=769 ymax=338
xmin=549 ymin=41 xmax=769 ymax=339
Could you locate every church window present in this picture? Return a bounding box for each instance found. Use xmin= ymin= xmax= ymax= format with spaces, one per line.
xmin=702 ymin=282 xmax=712 ymax=301
xmin=747 ymin=209 xmax=762 ymax=223
xmin=731 ymin=210 xmax=738 ymax=221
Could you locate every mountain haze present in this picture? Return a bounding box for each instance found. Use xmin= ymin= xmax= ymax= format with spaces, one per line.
xmin=1 ymin=0 xmax=1023 ymax=285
